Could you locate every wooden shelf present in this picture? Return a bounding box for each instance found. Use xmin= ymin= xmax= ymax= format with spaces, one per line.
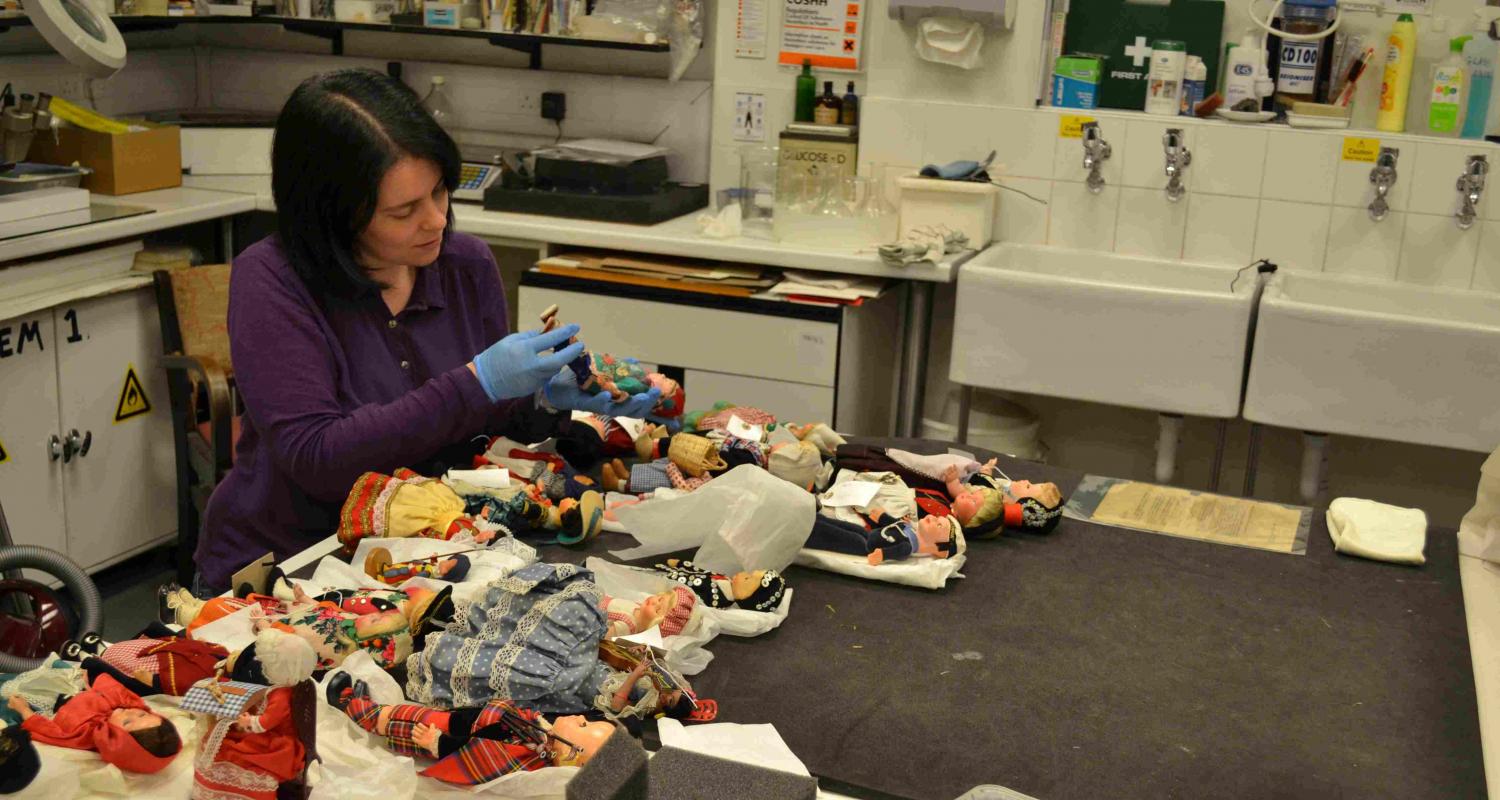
xmin=0 ymin=11 xmax=668 ymax=68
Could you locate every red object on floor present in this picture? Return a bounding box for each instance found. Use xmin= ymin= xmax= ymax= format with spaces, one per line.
xmin=0 ymin=578 xmax=74 ymax=661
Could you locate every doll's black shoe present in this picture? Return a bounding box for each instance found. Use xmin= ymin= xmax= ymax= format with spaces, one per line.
xmin=351 ymin=679 xmax=371 ymax=703
xmin=156 ymin=583 xmax=181 ymax=624
xmin=77 ymin=632 xmax=104 ymax=655
xmin=59 ymin=640 xmax=85 ymax=662
xmin=324 ymin=671 xmax=352 ymax=709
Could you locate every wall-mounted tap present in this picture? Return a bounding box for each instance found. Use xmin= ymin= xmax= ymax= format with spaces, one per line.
xmin=1368 ymin=147 xmax=1399 ymax=222
xmin=1457 ymin=154 xmax=1488 ymax=230
xmin=1162 ymin=128 xmax=1191 ymax=203
xmin=1081 ymin=121 xmax=1111 ymax=194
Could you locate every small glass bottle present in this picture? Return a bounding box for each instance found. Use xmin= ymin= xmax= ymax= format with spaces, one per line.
xmin=421 ymin=75 xmax=459 ymax=136
xmin=841 ymin=81 xmax=859 ymax=125
xmin=814 ymin=80 xmax=843 ymax=124
xmin=794 ymin=59 xmax=816 ymax=122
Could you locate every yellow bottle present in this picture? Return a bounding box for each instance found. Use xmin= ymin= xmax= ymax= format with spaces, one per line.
xmin=1378 ymin=14 xmax=1417 ymax=132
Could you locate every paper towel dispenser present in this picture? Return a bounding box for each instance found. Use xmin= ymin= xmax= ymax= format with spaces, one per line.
xmin=887 ymin=0 xmax=1014 ymax=28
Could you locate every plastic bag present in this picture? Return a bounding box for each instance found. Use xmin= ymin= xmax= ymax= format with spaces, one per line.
xmin=666 ymin=0 xmax=703 ymax=81
xmin=793 ymin=548 xmax=964 ymax=590
xmin=1460 ymin=446 xmax=1500 ymax=561
xmin=610 ymin=465 xmax=815 ymax=574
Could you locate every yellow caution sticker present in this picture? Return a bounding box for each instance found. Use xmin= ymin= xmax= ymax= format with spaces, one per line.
xmin=1342 ymin=137 xmax=1381 ymax=162
xmin=114 ymin=364 xmax=152 ymax=423
xmin=1059 ymin=114 xmax=1097 ymax=139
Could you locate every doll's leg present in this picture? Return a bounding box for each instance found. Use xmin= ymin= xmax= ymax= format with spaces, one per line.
xmin=81 ymin=657 xmax=156 ymax=697
xmin=136 ymin=621 xmax=178 ymax=639
xmin=804 ymin=515 xmax=873 ymax=556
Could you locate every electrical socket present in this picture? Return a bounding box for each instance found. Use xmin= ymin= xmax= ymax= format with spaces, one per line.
xmin=541 ymin=91 xmax=566 ymax=122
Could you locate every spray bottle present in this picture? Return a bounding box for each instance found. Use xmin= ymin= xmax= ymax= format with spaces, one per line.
xmin=1463 ymin=10 xmax=1499 ymax=139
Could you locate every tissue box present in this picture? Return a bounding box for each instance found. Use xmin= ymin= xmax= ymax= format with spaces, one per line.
xmin=424 ymin=0 xmax=480 ymax=27
xmin=1052 ymin=55 xmax=1103 ymax=109
xmin=28 ymin=121 xmax=182 ymax=195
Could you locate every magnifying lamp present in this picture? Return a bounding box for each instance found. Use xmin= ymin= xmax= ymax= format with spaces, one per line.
xmin=24 ymin=0 xmax=127 ymax=78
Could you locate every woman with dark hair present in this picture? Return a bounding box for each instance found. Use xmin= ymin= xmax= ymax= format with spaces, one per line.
xmin=192 ymin=69 xmax=657 ymax=595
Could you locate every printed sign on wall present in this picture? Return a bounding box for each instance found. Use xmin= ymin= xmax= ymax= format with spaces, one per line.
xmin=778 ymin=0 xmax=863 ymax=71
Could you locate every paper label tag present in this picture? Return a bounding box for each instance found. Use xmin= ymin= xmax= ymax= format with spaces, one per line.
xmin=614 ymin=416 xmax=649 ymax=440
xmin=726 ymin=414 xmax=764 ymax=442
xmin=1059 ymin=114 xmax=1096 ymax=138
xmin=1342 ymin=137 xmax=1381 ymax=162
xmin=617 ymin=625 xmax=666 ymax=648
xmin=447 ymin=468 xmax=511 ymax=489
xmin=822 ymin=480 xmax=882 ymax=508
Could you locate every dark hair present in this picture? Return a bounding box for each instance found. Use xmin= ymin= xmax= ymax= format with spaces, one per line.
xmin=661 ymin=692 xmax=695 ymax=720
xmin=271 ymin=68 xmax=460 ymax=299
xmin=129 ymin=718 xmax=181 ymax=758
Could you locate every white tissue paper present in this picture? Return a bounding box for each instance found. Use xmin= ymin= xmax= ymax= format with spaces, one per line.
xmin=1326 ymin=497 xmax=1427 ymax=565
xmin=696 ymin=202 xmax=742 ymax=239
xmin=585 ymin=557 xmax=793 ymax=674
xmin=656 ymin=719 xmax=811 ymax=777
xmin=915 ymin=16 xmax=985 ymax=69
xmin=1460 ymin=446 xmax=1500 ymax=563
xmin=610 ymin=465 xmax=815 ymax=574
xmin=189 ymin=603 xmax=260 ymax=652
xmin=795 ymin=547 xmax=965 ymax=590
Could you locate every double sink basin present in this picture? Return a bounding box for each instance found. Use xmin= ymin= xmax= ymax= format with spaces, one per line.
xmin=953 ymin=243 xmax=1500 ymax=455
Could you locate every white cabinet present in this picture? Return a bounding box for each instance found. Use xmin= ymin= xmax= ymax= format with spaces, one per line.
xmin=518 ymin=270 xmax=902 ymax=435
xmin=0 ymin=289 xmax=176 ymax=572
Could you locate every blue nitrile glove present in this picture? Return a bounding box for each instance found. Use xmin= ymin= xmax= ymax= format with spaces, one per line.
xmin=545 ymin=371 xmax=662 ymax=417
xmin=473 ymin=324 xmax=585 ymax=402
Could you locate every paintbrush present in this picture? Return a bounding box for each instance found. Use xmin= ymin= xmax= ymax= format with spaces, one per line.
xmin=1336 ymin=47 xmax=1376 ymax=107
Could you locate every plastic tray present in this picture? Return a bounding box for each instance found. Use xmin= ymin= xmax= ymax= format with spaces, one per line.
xmin=0 ymin=163 xmax=93 ymax=194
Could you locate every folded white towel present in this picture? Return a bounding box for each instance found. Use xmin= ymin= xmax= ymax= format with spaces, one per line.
xmin=1326 ymin=497 xmax=1427 ymax=565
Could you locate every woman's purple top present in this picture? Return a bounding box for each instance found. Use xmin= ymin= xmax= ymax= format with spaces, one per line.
xmin=197 ymin=232 xmax=549 ymax=589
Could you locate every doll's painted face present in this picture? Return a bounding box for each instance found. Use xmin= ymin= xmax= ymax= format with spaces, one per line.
xmin=646 ymin=374 xmax=685 ymax=416
xmin=728 ymin=571 xmax=765 ymax=601
xmin=950 ymin=490 xmax=985 ymax=524
xmin=915 ymin=514 xmax=955 ymax=557
xmin=1008 ymin=480 xmax=1062 ymax=508
xmin=548 ymin=715 xmax=616 ymax=766
xmin=109 ymin=707 xmax=163 ymax=733
xmin=635 ymin=590 xmax=676 ymax=630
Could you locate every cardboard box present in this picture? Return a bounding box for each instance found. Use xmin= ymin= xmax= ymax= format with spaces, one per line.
xmin=28 ymin=122 xmax=182 ymax=195
xmin=1053 ymin=55 xmax=1104 ymax=109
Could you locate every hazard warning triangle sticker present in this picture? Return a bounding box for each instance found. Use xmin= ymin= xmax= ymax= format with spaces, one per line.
xmin=114 ymin=364 xmax=152 ymax=423
xmin=0 ymin=437 xmax=8 ymax=464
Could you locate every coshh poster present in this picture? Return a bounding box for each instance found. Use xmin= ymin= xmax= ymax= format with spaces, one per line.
xmin=778 ymin=0 xmax=862 ymax=71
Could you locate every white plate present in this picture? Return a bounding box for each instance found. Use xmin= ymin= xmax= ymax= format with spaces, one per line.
xmin=1286 ymin=111 xmax=1351 ymax=129
xmin=1215 ymin=108 xmax=1277 ymax=123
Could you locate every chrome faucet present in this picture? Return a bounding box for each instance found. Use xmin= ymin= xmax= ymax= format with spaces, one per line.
xmin=1162 ymin=128 xmax=1192 ymax=202
xmin=1081 ymin=121 xmax=1112 ymax=194
xmin=1457 ymin=154 xmax=1488 ymax=230
xmin=1368 ymin=147 xmax=1399 ymax=222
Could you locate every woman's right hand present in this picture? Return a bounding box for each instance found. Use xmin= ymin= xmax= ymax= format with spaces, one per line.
xmin=471 ymin=324 xmax=586 ymax=402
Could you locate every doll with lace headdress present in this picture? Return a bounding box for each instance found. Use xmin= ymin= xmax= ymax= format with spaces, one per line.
xmin=942 ymin=459 xmax=1064 ymax=539
xmin=653 ymin=560 xmax=788 ymax=612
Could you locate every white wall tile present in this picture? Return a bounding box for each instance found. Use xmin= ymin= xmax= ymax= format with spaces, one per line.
xmin=1331 ymin=148 xmax=1412 ymax=212
xmin=1187 ymin=125 xmax=1268 ymax=197
xmin=1472 ymin=221 xmax=1500 ymax=293
xmin=1048 ymin=182 xmax=1120 ymax=252
xmin=1398 ymin=213 xmax=1481 ymax=289
xmin=922 ymin=103 xmax=1001 ymax=171
xmin=1409 ymin=141 xmax=1489 ymax=217
xmin=994 ymin=178 xmax=1052 ymax=245
xmin=1184 ymin=194 xmax=1259 ymax=266
xmin=1051 ymin=120 xmax=1124 ymax=186
xmin=1323 ymin=207 xmax=1405 ymax=281
xmin=991 ymin=108 xmax=1058 ymax=180
xmin=1261 ymin=131 xmax=1339 ymax=204
xmin=1115 ymin=188 xmax=1187 ymax=259
xmin=1119 ymin=118 xmax=1183 ymax=190
xmin=858 ymin=98 xmax=926 ymax=171
xmin=1254 ymin=200 xmax=1332 ymax=272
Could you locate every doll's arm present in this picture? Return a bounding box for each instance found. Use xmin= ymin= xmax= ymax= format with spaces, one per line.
xmin=238 ymin=689 xmax=292 ymax=732
xmin=609 ymin=664 xmax=653 ymax=713
xmin=941 ymin=466 xmax=965 ymax=499
xmin=6 ymin=695 xmax=36 ymax=722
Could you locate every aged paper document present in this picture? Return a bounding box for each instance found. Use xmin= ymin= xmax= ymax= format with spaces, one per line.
xmin=1089 ymin=481 xmax=1306 ymax=554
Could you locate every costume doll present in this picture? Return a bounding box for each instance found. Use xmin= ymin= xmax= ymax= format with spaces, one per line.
xmin=192 ymin=628 xmax=318 ymax=800
xmin=466 ymin=483 xmax=604 ymax=546
xmin=338 ymin=468 xmax=491 ymax=557
xmin=941 ymin=461 xmax=1064 ymax=538
xmin=539 ymin=305 xmax=683 ymax=418
xmin=653 ymin=560 xmax=788 ymax=613
xmin=600 ymin=585 xmax=698 ymax=640
xmin=804 ymin=508 xmax=966 ymax=565
xmin=60 ymin=621 xmax=230 ymax=698
xmin=5 ymin=672 xmax=181 ymax=774
xmin=362 ymin=547 xmax=471 ymax=585
xmin=326 ymin=673 xmax=617 ymax=785
xmin=834 ymin=444 xmax=985 ymax=494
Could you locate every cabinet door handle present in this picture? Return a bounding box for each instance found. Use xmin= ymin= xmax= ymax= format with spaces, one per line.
xmin=63 ymin=430 xmax=81 ymax=463
xmin=47 ymin=434 xmax=62 ymax=462
xmin=77 ymin=430 xmax=92 ymax=458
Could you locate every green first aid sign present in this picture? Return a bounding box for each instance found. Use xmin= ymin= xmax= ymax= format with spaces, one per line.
xmin=1063 ymin=0 xmax=1226 ymax=111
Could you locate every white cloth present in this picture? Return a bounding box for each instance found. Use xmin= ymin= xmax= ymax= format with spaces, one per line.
xmin=1459 ymin=446 xmax=1500 ymax=562
xmin=1326 ymin=497 xmax=1427 ymax=565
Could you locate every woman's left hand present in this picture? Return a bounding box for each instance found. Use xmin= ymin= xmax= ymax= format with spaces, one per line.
xmin=545 ymin=372 xmax=660 ymax=418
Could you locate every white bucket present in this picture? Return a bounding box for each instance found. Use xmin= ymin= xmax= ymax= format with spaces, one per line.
xmin=921 ymin=389 xmax=1044 ymax=462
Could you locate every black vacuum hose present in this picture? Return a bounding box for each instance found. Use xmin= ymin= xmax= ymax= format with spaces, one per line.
xmin=0 ymin=545 xmax=104 ymax=673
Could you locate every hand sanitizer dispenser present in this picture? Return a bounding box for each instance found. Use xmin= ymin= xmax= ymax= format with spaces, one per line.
xmin=887 ymin=0 xmax=1013 ymax=29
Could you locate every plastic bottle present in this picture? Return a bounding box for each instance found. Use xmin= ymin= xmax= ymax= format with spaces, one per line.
xmin=420 ymin=75 xmax=458 ymax=136
xmin=794 ymin=59 xmax=816 ymax=123
xmin=1462 ymin=14 xmax=1497 ymax=139
xmin=1181 ymin=55 xmax=1207 ymax=115
xmin=1377 ymin=14 xmax=1417 ymax=132
xmin=1146 ymin=39 xmax=1187 ymax=116
xmin=1427 ymin=36 xmax=1469 ymax=136
xmin=1225 ymin=34 xmax=1271 ymax=111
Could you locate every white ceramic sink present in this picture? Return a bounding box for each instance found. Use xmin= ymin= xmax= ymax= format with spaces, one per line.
xmin=950 ymin=243 xmax=1259 ymax=418
xmin=1244 ymin=272 xmax=1500 ymax=453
